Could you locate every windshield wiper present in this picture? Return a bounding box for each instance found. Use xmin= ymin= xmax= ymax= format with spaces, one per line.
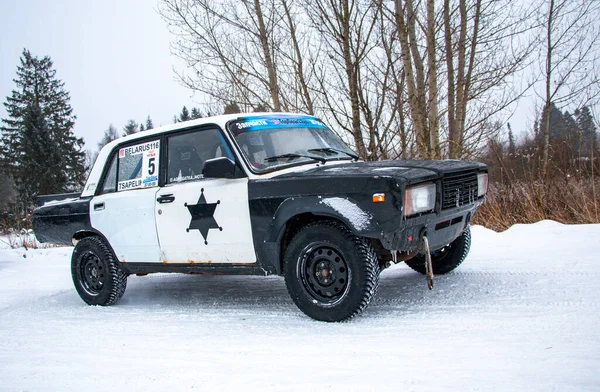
xmin=264 ymin=153 xmax=327 ymax=164
xmin=307 ymin=147 xmax=359 ymax=161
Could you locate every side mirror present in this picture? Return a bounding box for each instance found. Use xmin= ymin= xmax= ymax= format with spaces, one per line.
xmin=202 ymin=157 xmax=237 ymax=179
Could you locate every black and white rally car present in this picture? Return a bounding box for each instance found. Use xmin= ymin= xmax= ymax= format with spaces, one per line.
xmin=33 ymin=113 xmax=487 ymax=321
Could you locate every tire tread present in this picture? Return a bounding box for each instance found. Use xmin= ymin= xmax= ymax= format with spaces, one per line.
xmin=405 ymin=225 xmax=471 ymax=275
xmin=284 ymin=220 xmax=379 ymax=322
xmin=72 ymin=236 xmax=127 ymax=306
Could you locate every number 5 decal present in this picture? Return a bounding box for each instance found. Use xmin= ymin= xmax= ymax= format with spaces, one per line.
xmin=141 ymin=140 xmax=160 ymax=187
xmin=148 ymin=157 xmax=156 ymax=175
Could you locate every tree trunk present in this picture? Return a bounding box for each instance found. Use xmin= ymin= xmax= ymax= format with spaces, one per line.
xmin=253 ymin=0 xmax=282 ymax=111
xmin=444 ymin=0 xmax=457 ymax=159
xmin=541 ymin=0 xmax=555 ymax=178
xmin=451 ymin=0 xmax=468 ymax=158
xmin=426 ymin=0 xmax=440 ymax=159
xmin=406 ymin=0 xmax=431 ymax=158
xmin=341 ymin=1 xmax=368 ymax=159
xmin=394 ymin=0 xmax=428 ymax=159
xmin=281 ymin=0 xmax=314 ymax=115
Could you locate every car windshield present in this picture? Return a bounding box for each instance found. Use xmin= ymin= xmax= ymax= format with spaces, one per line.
xmin=228 ymin=115 xmax=357 ymax=172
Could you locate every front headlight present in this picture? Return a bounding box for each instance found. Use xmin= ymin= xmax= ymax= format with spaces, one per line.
xmin=477 ymin=173 xmax=488 ymax=197
xmin=404 ymin=183 xmax=436 ymax=216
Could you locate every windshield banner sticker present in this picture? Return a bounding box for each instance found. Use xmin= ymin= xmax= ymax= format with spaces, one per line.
xmin=229 ymin=115 xmax=326 ymax=136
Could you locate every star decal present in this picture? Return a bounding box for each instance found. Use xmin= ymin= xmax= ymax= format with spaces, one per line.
xmin=184 ymin=188 xmax=222 ymax=244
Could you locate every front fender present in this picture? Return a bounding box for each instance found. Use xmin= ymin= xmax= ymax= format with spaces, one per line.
xmin=267 ymin=196 xmax=381 ymax=243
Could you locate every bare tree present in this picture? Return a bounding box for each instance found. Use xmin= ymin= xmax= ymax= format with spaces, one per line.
xmin=278 ymin=0 xmax=316 ymax=114
xmin=304 ymin=0 xmax=384 ymax=159
xmin=392 ymin=0 xmax=430 ymax=158
xmin=426 ymin=0 xmax=440 ymax=159
xmin=388 ymin=0 xmax=536 ymax=159
xmin=378 ymin=8 xmax=414 ymax=159
xmin=159 ymin=0 xmax=284 ymax=111
xmin=159 ymin=0 xmax=538 ymax=161
xmin=538 ymin=0 xmax=600 ymax=177
xmin=251 ymin=0 xmax=282 ymax=111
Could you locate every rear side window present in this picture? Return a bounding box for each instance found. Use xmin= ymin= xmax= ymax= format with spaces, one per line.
xmin=98 ymin=140 xmax=161 ymax=194
xmin=117 ymin=140 xmax=160 ymax=191
xmin=166 ymin=128 xmax=233 ymax=184
xmin=100 ymin=155 xmax=118 ymax=194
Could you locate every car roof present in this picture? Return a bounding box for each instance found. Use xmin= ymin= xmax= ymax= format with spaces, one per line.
xmin=81 ymin=112 xmax=311 ymax=197
xmin=100 ymin=112 xmax=314 ymax=151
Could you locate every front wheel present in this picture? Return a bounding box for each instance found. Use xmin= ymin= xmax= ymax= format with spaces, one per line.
xmin=405 ymin=225 xmax=471 ymax=275
xmin=284 ymin=221 xmax=379 ymax=322
xmin=71 ymin=236 xmax=127 ymax=306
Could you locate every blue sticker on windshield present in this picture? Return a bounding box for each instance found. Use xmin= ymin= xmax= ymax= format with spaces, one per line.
xmin=229 ymin=115 xmax=327 ymax=136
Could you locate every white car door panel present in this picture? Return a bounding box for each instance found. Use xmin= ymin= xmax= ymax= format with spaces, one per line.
xmin=90 ymin=138 xmax=162 ymax=263
xmin=155 ymin=178 xmax=255 ymax=263
xmin=90 ymin=188 xmax=160 ymax=262
xmin=154 ymin=127 xmax=255 ymax=263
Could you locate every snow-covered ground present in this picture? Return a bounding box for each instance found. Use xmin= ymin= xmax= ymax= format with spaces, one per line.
xmin=1 ymin=221 xmax=599 ymax=391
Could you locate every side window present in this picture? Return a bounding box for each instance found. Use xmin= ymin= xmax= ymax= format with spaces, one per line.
xmin=100 ymin=154 xmax=118 ymax=194
xmin=117 ymin=140 xmax=160 ymax=192
xmin=167 ymin=128 xmax=232 ymax=184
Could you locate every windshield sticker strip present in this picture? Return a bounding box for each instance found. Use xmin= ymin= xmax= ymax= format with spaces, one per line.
xmin=230 ymin=116 xmax=326 ymax=135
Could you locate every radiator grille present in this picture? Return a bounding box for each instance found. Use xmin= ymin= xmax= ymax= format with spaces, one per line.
xmin=441 ymin=171 xmax=478 ymax=210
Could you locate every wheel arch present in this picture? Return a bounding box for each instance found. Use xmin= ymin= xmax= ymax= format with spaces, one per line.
xmin=72 ymin=229 xmax=111 ymax=249
xmin=267 ymin=196 xmax=381 ymax=274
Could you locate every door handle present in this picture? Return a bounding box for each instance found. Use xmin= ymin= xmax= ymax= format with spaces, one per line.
xmin=94 ymin=202 xmax=105 ymax=211
xmin=157 ymin=194 xmax=175 ymax=204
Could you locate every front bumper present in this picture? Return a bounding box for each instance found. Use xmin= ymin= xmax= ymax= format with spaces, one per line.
xmin=380 ymin=197 xmax=484 ymax=252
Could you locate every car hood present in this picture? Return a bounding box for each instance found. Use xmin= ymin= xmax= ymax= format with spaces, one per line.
xmin=273 ymin=159 xmax=486 ymax=184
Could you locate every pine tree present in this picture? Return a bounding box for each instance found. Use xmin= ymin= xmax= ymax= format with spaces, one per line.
xmin=91 ymin=124 xmax=119 ymax=169
xmin=98 ymin=124 xmax=119 ymax=151
xmin=122 ymin=119 xmax=138 ymax=136
xmin=139 ymin=123 xmax=145 ymax=133
xmin=179 ymin=106 xmax=191 ymax=122
xmin=0 ymin=49 xmax=86 ymax=210
xmin=224 ymin=102 xmax=241 ymax=114
xmin=190 ymin=107 xmax=203 ymax=119
xmin=574 ymin=106 xmax=598 ymax=157
xmin=0 ymin=170 xmax=16 ymax=212
xmin=145 ymin=116 xmax=154 ymax=130
xmin=548 ymin=103 xmax=568 ymax=144
xmin=16 ymin=103 xmax=65 ymax=207
xmin=507 ymin=123 xmax=516 ymax=156
xmin=253 ymin=104 xmax=268 ymax=113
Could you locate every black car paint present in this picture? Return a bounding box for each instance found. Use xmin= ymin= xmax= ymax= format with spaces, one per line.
xmin=246 ymin=159 xmax=485 ymax=274
xmin=32 ymin=196 xmax=92 ymax=245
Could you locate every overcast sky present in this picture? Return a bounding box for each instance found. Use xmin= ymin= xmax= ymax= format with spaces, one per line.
xmin=1 ymin=1 xmax=542 ymax=154
xmin=0 ymin=0 xmax=195 ymax=151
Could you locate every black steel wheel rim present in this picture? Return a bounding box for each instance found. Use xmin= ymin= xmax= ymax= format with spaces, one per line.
xmin=80 ymin=251 xmax=105 ymax=295
xmin=298 ymin=243 xmax=350 ymax=305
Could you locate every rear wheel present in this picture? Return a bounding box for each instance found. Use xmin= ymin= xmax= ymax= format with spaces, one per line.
xmin=71 ymin=236 xmax=127 ymax=306
xmin=405 ymin=226 xmax=471 ymax=275
xmin=284 ymin=221 xmax=379 ymax=322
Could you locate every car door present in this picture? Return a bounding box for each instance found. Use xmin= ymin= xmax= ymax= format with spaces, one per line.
xmin=90 ymin=138 xmax=162 ymax=262
xmin=154 ymin=126 xmax=256 ymax=264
